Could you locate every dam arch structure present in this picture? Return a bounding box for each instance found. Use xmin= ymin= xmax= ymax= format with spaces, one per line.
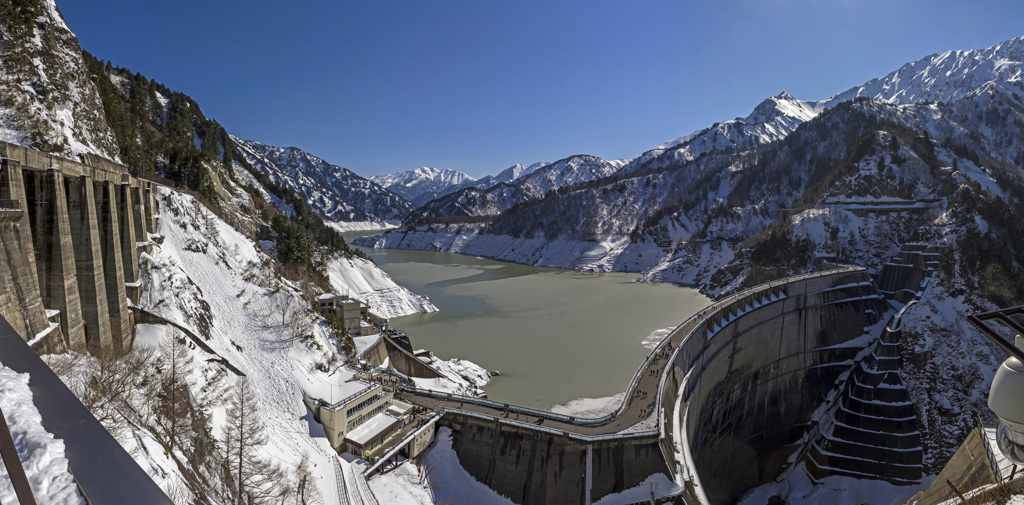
xmin=400 ymin=267 xmax=924 ymax=504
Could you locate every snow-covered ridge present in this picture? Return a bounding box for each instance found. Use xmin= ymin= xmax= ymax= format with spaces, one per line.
xmin=0 ymin=0 xmax=120 ymax=161
xmin=823 ymin=35 xmax=1024 ymax=107
xmin=370 ymin=167 xmax=477 ymax=207
xmin=412 ymin=154 xmax=630 ymax=219
xmin=645 ymin=35 xmax=1024 ymax=175
xmin=232 ymin=136 xmax=414 ymax=227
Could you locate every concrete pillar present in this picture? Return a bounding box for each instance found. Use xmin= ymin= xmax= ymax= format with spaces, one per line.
xmin=130 ymin=185 xmax=146 ymax=244
xmin=25 ymin=169 xmax=86 ymax=351
xmin=117 ymin=183 xmax=140 ymax=303
xmin=0 ymin=160 xmax=50 ymax=341
xmin=96 ymin=180 xmax=131 ymax=352
xmin=65 ymin=175 xmax=112 ymax=352
xmin=142 ymin=184 xmax=156 ymax=234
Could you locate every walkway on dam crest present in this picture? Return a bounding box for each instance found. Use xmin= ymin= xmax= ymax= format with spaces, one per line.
xmin=397 ymin=267 xmax=863 ymax=437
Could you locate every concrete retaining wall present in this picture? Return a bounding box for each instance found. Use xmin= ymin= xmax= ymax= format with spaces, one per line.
xmin=443 ymin=411 xmax=666 ymax=505
xmin=659 ymin=270 xmax=889 ymax=504
xmin=362 ymin=333 xmax=444 ymax=379
xmin=0 ymin=142 xmax=151 ymax=354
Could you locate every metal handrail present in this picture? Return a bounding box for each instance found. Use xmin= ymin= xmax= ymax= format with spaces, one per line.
xmin=968 ymin=306 xmax=1024 ymax=363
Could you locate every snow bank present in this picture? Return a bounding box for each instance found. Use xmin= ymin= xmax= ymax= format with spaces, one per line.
xmin=592 ymin=474 xmax=683 ymax=505
xmin=0 ymin=365 xmax=85 ymax=505
xmin=737 ymin=462 xmax=921 ymax=505
xmin=550 ymin=392 xmax=624 ymax=418
xmin=366 ymin=455 xmax=433 ymax=505
xmin=412 ymin=357 xmax=492 ymax=397
xmin=326 ymin=255 xmax=436 ymax=319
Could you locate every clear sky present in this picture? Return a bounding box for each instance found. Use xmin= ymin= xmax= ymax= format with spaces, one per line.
xmin=58 ymin=0 xmax=1024 ymax=179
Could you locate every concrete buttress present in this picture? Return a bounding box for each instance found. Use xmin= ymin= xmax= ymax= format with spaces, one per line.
xmin=25 ymin=168 xmax=86 ymax=351
xmin=130 ymin=185 xmax=146 ymax=244
xmin=0 ymin=160 xmax=50 ymax=342
xmin=66 ymin=175 xmax=112 ymax=351
xmin=142 ymin=184 xmax=155 ymax=234
xmin=96 ymin=180 xmax=132 ymax=351
xmin=118 ymin=182 xmax=140 ymax=303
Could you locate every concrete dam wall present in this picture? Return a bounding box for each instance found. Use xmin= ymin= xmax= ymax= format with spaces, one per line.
xmin=442 ymin=410 xmax=666 ymax=505
xmin=658 ymin=269 xmax=921 ymax=504
xmin=407 ymin=268 xmax=925 ymax=504
xmin=0 ymin=141 xmax=157 ymax=353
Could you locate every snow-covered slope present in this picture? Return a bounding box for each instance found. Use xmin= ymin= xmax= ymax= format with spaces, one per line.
xmin=0 ymin=0 xmax=119 ymax=160
xmin=126 ymin=187 xmax=450 ymax=501
xmin=326 ymin=256 xmax=436 ymax=318
xmin=370 ymin=167 xmax=477 ymax=207
xmin=233 ymin=136 xmax=414 ymax=228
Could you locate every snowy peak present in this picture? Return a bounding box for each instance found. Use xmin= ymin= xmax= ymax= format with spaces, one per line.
xmin=371 ymin=166 xmax=476 ymax=189
xmin=370 ymin=167 xmax=477 ymax=206
xmin=494 ymin=162 xmax=549 ymax=183
xmin=408 ymin=154 xmax=627 ymax=220
xmin=744 ymin=92 xmax=823 ymax=124
xmin=823 ymin=35 xmax=1024 ymax=107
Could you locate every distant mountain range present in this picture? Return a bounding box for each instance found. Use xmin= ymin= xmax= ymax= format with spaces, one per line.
xmin=355 ymin=35 xmax=1024 ymax=472
xmin=370 ymin=167 xmax=477 ymax=207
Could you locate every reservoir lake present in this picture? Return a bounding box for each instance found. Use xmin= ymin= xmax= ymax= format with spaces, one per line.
xmin=344 ymin=231 xmax=710 ymax=410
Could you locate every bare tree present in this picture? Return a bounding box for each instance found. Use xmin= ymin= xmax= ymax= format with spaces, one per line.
xmin=157 ymin=335 xmax=195 ymax=453
xmin=220 ymin=377 xmax=288 ymax=504
xmin=294 ymin=456 xmax=323 ymax=505
xmin=287 ymin=307 xmax=315 ymax=342
xmin=45 ymin=347 xmax=153 ymax=438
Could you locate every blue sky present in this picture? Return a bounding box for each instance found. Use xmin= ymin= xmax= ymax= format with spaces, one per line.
xmin=59 ymin=0 xmax=1024 ymax=178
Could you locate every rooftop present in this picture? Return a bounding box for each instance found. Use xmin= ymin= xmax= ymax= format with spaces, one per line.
xmin=344 ymin=412 xmax=401 ymax=447
xmin=295 ymin=367 xmax=377 ymax=408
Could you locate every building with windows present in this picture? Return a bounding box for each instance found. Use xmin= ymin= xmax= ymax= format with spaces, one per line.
xmin=300 ymin=375 xmax=412 ymax=457
xmin=317 ymin=293 xmax=388 ymax=335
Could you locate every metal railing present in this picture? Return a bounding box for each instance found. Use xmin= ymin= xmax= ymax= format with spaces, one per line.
xmin=0 ymin=198 xmax=21 ymax=211
xmin=0 ymin=315 xmax=173 ymax=504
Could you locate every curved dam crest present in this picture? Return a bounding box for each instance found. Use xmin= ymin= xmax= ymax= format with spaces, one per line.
xmin=379 ymin=264 xmax=927 ymax=504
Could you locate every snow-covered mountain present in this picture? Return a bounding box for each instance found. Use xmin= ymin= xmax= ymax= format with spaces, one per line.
xmin=233 ymin=137 xmax=414 ymax=229
xmin=361 ymin=38 xmax=1024 ymax=472
xmin=494 ymin=161 xmax=549 ymax=183
xmin=410 ymin=155 xmax=629 ymax=220
xmin=370 ymin=167 xmax=477 ymax=206
xmin=822 ymin=35 xmax=1024 ymax=107
xmin=635 ymin=35 xmax=1024 ymax=178
xmin=0 ymin=0 xmax=119 ymax=160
